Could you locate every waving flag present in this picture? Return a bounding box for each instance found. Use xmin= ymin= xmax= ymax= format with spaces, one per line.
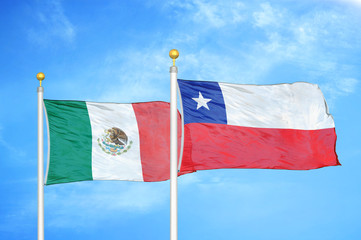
xmin=44 ymin=100 xmax=189 ymax=185
xmin=178 ymin=79 xmax=340 ymax=172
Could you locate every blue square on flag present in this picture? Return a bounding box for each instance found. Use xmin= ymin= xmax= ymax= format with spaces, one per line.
xmin=178 ymin=79 xmax=227 ymax=125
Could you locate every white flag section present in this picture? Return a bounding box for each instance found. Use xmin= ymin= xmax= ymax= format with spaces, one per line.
xmin=87 ymin=103 xmax=143 ymax=181
xmin=219 ymin=82 xmax=335 ymax=129
xmin=44 ymin=100 xmax=183 ymax=185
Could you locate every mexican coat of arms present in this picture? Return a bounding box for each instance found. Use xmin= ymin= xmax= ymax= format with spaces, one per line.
xmin=97 ymin=127 xmax=132 ymax=156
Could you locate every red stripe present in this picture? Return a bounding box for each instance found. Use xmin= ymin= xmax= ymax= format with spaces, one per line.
xmin=132 ymin=102 xmax=188 ymax=182
xmin=180 ymin=123 xmax=340 ymax=172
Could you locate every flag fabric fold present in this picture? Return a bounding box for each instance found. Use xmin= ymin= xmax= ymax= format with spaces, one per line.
xmin=44 ymin=100 xmax=186 ymax=185
xmin=177 ymin=79 xmax=340 ymax=172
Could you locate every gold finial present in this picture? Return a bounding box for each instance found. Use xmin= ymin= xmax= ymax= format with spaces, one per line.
xmin=169 ymin=49 xmax=179 ymax=66
xmin=36 ymin=72 xmax=45 ymax=87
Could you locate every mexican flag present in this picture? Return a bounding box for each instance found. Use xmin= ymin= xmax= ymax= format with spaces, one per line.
xmin=44 ymin=100 xmax=184 ymax=185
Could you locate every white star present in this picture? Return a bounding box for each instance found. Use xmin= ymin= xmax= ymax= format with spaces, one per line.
xmin=192 ymin=92 xmax=212 ymax=110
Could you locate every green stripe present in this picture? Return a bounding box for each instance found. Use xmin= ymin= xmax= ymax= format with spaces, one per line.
xmin=44 ymin=100 xmax=93 ymax=185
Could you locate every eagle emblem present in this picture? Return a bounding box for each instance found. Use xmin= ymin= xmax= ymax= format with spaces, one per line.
xmin=97 ymin=127 xmax=133 ymax=156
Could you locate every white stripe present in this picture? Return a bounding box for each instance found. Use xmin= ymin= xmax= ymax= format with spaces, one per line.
xmin=86 ymin=102 xmax=143 ymax=181
xmin=219 ymin=82 xmax=335 ymax=130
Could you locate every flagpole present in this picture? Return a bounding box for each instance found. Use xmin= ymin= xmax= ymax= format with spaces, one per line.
xmin=37 ymin=72 xmax=45 ymax=240
xmin=169 ymin=49 xmax=179 ymax=240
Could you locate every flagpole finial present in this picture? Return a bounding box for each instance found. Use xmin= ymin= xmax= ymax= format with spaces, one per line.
xmin=169 ymin=49 xmax=179 ymax=66
xmin=36 ymin=72 xmax=45 ymax=87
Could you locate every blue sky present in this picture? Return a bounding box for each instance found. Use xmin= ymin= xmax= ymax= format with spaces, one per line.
xmin=1 ymin=0 xmax=361 ymax=239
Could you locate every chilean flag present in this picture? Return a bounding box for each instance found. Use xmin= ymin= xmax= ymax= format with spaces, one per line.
xmin=178 ymin=79 xmax=340 ymax=172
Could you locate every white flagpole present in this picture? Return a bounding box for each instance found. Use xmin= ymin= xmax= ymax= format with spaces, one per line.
xmin=169 ymin=49 xmax=179 ymax=240
xmin=37 ymin=72 xmax=45 ymax=240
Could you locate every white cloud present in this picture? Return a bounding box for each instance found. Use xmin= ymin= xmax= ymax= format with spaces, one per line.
xmin=192 ymin=0 xmax=245 ymax=27
xmin=333 ymin=0 xmax=361 ymax=7
xmin=318 ymin=77 xmax=359 ymax=109
xmin=253 ymin=2 xmax=283 ymax=28
xmin=27 ymin=0 xmax=75 ymax=45
xmin=164 ymin=0 xmax=246 ymax=28
xmin=44 ymin=1 xmax=360 ymax=108
xmin=166 ymin=1 xmax=360 ymax=97
xmin=337 ymin=78 xmax=358 ymax=93
xmin=245 ymin=3 xmax=361 ymax=95
xmin=323 ymin=77 xmax=359 ymax=95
